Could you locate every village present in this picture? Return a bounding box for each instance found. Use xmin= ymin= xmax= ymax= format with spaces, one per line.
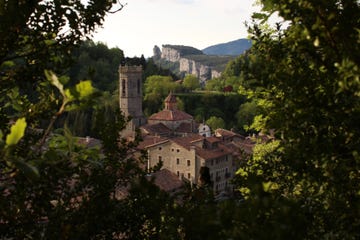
xmin=118 ymin=65 xmax=270 ymax=195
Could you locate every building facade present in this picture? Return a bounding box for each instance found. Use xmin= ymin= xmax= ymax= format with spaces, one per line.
xmin=139 ymin=133 xmax=237 ymax=194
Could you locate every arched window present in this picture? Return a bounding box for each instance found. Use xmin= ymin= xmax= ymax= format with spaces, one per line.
xmin=122 ymin=79 xmax=126 ymax=95
xmin=137 ymin=79 xmax=140 ymax=94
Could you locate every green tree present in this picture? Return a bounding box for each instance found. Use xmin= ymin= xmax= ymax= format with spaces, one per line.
xmin=69 ymin=40 xmax=124 ymax=92
xmin=0 ymin=1 xmax=155 ymax=239
xmin=236 ymin=100 xmax=261 ymax=132
xmin=235 ymin=0 xmax=360 ymax=238
xmin=206 ymin=116 xmax=225 ymax=131
xmin=183 ymin=74 xmax=200 ymax=91
xmin=205 ymin=77 xmax=225 ymax=91
xmin=143 ymin=75 xmax=180 ymax=115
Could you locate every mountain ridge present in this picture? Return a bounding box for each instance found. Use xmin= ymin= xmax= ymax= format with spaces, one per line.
xmin=202 ymin=38 xmax=252 ymax=56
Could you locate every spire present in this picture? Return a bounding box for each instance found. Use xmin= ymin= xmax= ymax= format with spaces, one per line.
xmin=164 ymin=92 xmax=177 ymax=110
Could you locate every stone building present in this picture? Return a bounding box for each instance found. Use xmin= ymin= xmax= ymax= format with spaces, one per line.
xmin=119 ymin=65 xmax=146 ymax=138
xmin=138 ymin=133 xmax=236 ymax=193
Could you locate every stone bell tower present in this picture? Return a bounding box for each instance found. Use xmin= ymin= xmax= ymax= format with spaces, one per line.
xmin=119 ymin=65 xmax=146 ymax=138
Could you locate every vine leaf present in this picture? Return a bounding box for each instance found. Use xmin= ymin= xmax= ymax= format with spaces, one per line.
xmin=6 ymin=117 xmax=27 ymax=146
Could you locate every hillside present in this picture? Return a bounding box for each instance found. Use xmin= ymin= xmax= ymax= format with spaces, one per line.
xmin=202 ymin=38 xmax=252 ymax=56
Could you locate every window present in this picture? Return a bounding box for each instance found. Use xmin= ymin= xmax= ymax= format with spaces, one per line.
xmin=188 ymin=173 xmax=191 ymax=179
xmin=187 ymin=160 xmax=191 ymax=166
xmin=122 ymin=79 xmax=126 ymax=95
xmin=158 ymin=156 xmax=162 ymax=163
xmin=171 ymin=148 xmax=174 ymax=152
xmin=177 ymin=171 xmax=180 ymax=177
xmin=158 ymin=147 xmax=162 ymax=151
xmin=211 ymin=159 xmax=214 ymax=166
xmin=176 ymin=149 xmax=180 ymax=153
xmin=137 ymin=79 xmax=140 ymax=94
xmin=176 ymin=158 xmax=180 ymax=165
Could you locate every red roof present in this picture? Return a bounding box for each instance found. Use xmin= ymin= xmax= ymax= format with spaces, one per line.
xmin=150 ymin=169 xmax=183 ymax=192
xmin=137 ymin=135 xmax=169 ymax=149
xmin=175 ymin=122 xmax=193 ymax=133
xmin=195 ymin=144 xmax=232 ymax=160
xmin=141 ymin=123 xmax=171 ymax=135
xmin=148 ymin=109 xmax=193 ymax=121
xmin=170 ymin=134 xmax=204 ymax=150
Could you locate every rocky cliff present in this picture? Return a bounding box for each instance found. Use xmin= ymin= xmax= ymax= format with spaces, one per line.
xmin=153 ymin=45 xmax=229 ymax=84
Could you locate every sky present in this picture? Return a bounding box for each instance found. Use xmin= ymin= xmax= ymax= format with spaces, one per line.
xmin=92 ymin=0 xmax=261 ymax=58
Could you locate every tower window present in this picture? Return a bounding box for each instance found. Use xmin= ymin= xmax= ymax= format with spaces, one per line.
xmin=137 ymin=79 xmax=140 ymax=94
xmin=122 ymin=79 xmax=126 ymax=95
xmin=187 ymin=160 xmax=190 ymax=166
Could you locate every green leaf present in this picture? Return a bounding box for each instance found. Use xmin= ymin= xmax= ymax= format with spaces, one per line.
xmin=45 ymin=70 xmax=65 ymax=97
xmin=6 ymin=117 xmax=27 ymax=146
xmin=75 ymin=80 xmax=94 ymax=99
xmin=252 ymin=12 xmax=268 ymax=20
xmin=13 ymin=159 xmax=39 ymax=180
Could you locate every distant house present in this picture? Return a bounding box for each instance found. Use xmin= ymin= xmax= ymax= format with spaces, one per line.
xmin=138 ymin=133 xmax=237 ymax=194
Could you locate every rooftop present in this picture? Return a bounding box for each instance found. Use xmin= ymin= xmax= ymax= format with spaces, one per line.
xmin=148 ymin=109 xmax=193 ymax=121
xmin=149 ymin=169 xmax=184 ymax=193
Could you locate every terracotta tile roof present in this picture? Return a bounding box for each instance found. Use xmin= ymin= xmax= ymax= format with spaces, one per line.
xmin=169 ymin=135 xmax=233 ymax=160
xmin=195 ymin=143 xmax=232 ymax=160
xmin=214 ymin=128 xmax=244 ymax=140
xmin=205 ymin=136 xmax=221 ymax=143
xmin=149 ymin=169 xmax=184 ymax=192
xmin=170 ymin=134 xmax=204 ymax=150
xmin=140 ymin=123 xmax=171 ymax=135
xmin=137 ymin=135 xmax=169 ymax=150
xmin=175 ymin=122 xmax=193 ymax=133
xmin=148 ymin=109 xmax=193 ymax=121
xmin=227 ymin=138 xmax=255 ymax=155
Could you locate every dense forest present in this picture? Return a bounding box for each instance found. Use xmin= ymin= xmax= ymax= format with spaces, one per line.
xmin=1 ymin=0 xmax=359 ymax=239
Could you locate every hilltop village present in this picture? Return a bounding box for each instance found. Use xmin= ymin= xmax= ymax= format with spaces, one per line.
xmin=119 ymin=65 xmax=266 ymax=195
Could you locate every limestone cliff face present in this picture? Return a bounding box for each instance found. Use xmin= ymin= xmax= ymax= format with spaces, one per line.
xmin=159 ymin=45 xmax=221 ymax=83
xmin=179 ymin=58 xmax=211 ymax=84
xmin=161 ymin=47 xmax=181 ymax=62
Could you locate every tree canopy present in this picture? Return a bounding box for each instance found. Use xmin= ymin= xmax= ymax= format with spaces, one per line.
xmin=234 ymin=0 xmax=360 ymax=238
xmin=183 ymin=74 xmax=200 ymax=91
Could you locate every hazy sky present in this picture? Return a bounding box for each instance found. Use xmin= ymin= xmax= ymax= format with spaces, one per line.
xmin=92 ymin=0 xmax=261 ymax=57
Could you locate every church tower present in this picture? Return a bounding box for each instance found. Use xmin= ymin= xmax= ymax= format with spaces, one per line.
xmin=119 ymin=65 xmax=146 ymax=138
